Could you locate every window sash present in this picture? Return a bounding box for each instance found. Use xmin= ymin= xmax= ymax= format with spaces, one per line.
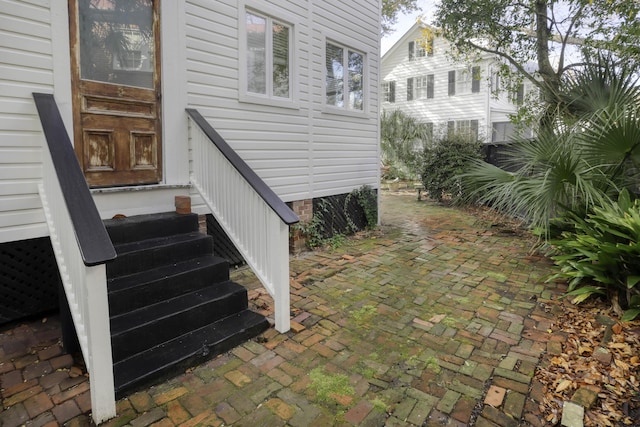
xmin=246 ymin=11 xmax=291 ymax=99
xmin=326 ymin=42 xmax=364 ymax=110
xmin=382 ymin=81 xmax=395 ymax=103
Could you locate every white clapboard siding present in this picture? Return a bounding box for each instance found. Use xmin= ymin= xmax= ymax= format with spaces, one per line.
xmin=0 ymin=0 xmax=53 ymax=243
xmin=186 ymin=0 xmax=379 ymax=206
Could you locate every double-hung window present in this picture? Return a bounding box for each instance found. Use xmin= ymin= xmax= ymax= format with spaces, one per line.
xmin=448 ymin=119 xmax=479 ymax=140
xmin=448 ymin=66 xmax=481 ymax=95
xmin=415 ymin=76 xmax=428 ymax=99
xmin=408 ymin=40 xmax=426 ymax=60
xmin=382 ymin=81 xmax=395 ymax=103
xmin=244 ymin=10 xmax=292 ymax=100
xmin=325 ymin=41 xmax=365 ymax=111
xmin=407 ymin=74 xmax=434 ymax=101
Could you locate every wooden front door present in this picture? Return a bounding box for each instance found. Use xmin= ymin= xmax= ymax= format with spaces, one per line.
xmin=69 ymin=0 xmax=162 ymax=187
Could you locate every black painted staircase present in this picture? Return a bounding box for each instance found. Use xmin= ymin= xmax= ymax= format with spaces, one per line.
xmin=104 ymin=212 xmax=269 ymax=396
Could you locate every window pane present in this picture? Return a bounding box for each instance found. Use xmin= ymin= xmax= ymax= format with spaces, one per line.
xmin=348 ymin=50 xmax=363 ymax=110
xmin=272 ymin=22 xmax=289 ymax=97
xmin=246 ymin=12 xmax=266 ymax=94
xmin=326 ymin=43 xmax=344 ymax=107
xmin=79 ymin=0 xmax=154 ymax=88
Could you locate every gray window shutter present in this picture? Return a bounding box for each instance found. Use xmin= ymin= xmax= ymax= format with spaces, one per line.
xmin=427 ymin=74 xmax=434 ymax=99
xmin=407 ymin=78 xmax=413 ymax=101
xmin=472 ymin=66 xmax=481 ymax=93
xmin=516 ymin=84 xmax=524 ymax=105
xmin=448 ymin=71 xmax=455 ymax=96
xmin=389 ymin=81 xmax=395 ymax=103
xmin=427 ymin=38 xmax=434 ymax=56
xmin=471 ymin=120 xmax=479 ymax=139
xmin=408 ymin=41 xmax=414 ymax=60
xmin=448 ymin=120 xmax=455 ymax=137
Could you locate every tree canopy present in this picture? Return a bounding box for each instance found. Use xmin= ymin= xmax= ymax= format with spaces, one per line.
xmin=432 ymin=0 xmax=640 ymax=125
xmin=381 ymin=0 xmax=421 ymax=35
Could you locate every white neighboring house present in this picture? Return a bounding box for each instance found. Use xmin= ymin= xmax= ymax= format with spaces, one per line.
xmin=381 ymin=23 xmax=534 ymax=143
xmin=0 ymin=0 xmax=380 ymax=422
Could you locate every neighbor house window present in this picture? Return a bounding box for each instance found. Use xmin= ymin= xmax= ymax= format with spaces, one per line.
xmin=326 ymin=41 xmax=364 ymax=110
xmin=245 ymin=10 xmax=291 ymax=99
xmin=382 ymin=81 xmax=395 ymax=103
xmin=448 ymin=120 xmax=479 ymax=140
xmin=408 ymin=40 xmax=426 ymax=60
xmin=415 ymin=76 xmax=428 ymax=99
xmin=406 ymin=74 xmax=434 ymax=100
xmin=449 ymin=67 xmax=481 ymax=95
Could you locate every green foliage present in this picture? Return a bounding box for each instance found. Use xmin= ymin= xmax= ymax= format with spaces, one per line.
xmin=462 ymin=55 xmax=640 ymax=318
xmin=381 ymin=0 xmax=420 ymax=35
xmin=420 ymin=133 xmax=483 ymax=203
xmin=462 ymin=55 xmax=640 ymax=236
xmin=309 ymin=367 xmax=354 ymax=406
xmin=294 ymin=186 xmax=378 ymax=249
xmin=380 ymin=110 xmax=432 ymax=180
xmin=548 ymin=190 xmax=640 ymax=320
xmin=345 ymin=185 xmax=378 ymax=231
xmin=433 ymin=0 xmax=640 ymax=126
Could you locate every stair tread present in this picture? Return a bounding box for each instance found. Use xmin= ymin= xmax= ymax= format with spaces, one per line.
xmin=110 ymin=280 xmax=246 ymax=336
xmin=108 ymin=255 xmax=228 ymax=292
xmin=105 ymin=212 xmax=199 ymax=244
xmin=113 ymin=310 xmax=269 ymax=393
xmin=113 ymin=232 xmax=210 ymax=256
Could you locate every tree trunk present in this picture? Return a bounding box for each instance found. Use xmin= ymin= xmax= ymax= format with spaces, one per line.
xmin=535 ymin=1 xmax=560 ymax=130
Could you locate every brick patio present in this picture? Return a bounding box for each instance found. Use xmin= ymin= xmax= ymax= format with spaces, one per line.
xmin=0 ymin=190 xmax=566 ymax=426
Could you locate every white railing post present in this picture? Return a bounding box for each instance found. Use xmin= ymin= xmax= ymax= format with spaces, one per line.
xmin=187 ymin=113 xmax=296 ymax=333
xmin=84 ymin=265 xmax=116 ymax=423
xmin=272 ymin=219 xmax=291 ymax=332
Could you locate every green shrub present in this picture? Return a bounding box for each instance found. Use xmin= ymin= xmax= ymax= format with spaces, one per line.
xmin=420 ymin=134 xmax=483 ymax=203
xmin=380 ymin=110 xmax=431 ymax=180
xmin=548 ymin=190 xmax=640 ymax=320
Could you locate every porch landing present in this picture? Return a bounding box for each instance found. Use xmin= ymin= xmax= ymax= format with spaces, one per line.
xmin=1 ymin=190 xmax=566 ymax=426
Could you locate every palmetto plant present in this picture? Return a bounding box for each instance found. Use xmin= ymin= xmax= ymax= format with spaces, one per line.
xmin=462 ymin=54 xmax=640 ymax=318
xmin=462 ymin=54 xmax=640 ymax=237
xmin=380 ymin=110 xmax=432 ymax=180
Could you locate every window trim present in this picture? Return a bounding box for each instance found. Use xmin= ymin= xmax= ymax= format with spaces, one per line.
xmin=322 ymin=34 xmax=369 ymax=116
xmin=238 ymin=1 xmax=299 ymax=109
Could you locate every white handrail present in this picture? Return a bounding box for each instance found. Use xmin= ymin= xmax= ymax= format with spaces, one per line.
xmin=34 ymin=92 xmax=116 ymax=424
xmin=38 ymin=154 xmax=116 ymax=423
xmin=187 ymin=114 xmax=293 ymax=332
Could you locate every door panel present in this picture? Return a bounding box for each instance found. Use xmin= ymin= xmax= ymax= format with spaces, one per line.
xmin=70 ymin=0 xmax=162 ymax=187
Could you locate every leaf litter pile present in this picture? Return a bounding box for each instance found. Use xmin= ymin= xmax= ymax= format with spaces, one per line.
xmin=534 ymin=298 xmax=640 ymax=426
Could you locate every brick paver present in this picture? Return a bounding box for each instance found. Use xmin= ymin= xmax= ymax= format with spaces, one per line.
xmin=1 ymin=190 xmax=567 ymax=426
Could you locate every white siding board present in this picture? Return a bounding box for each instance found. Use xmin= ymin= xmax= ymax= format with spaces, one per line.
xmin=0 ymin=223 xmax=48 ymax=243
xmin=1 ymin=48 xmax=52 ymax=70
xmin=0 ymin=209 xmax=45 ymax=228
xmin=2 ymin=64 xmax=53 ymax=86
xmin=0 ymin=165 xmax=42 ymax=180
xmin=0 ymin=181 xmax=39 ymax=196
xmin=0 ymin=194 xmax=42 ymax=211
xmin=0 ymin=0 xmax=53 ymax=243
xmin=0 ymin=0 xmax=49 ymax=21
xmin=0 ymin=148 xmax=41 ymax=163
xmin=0 ymin=31 xmax=51 ymax=56
xmin=1 ymin=15 xmax=50 ymax=39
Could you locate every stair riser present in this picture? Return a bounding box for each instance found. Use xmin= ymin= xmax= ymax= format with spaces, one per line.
xmin=108 ymin=236 xmax=214 ymax=277
xmin=108 ymin=265 xmax=230 ymax=315
xmin=111 ymin=289 xmax=248 ymax=362
xmin=113 ymin=311 xmax=269 ymax=395
xmin=105 ymin=213 xmax=200 ymax=245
